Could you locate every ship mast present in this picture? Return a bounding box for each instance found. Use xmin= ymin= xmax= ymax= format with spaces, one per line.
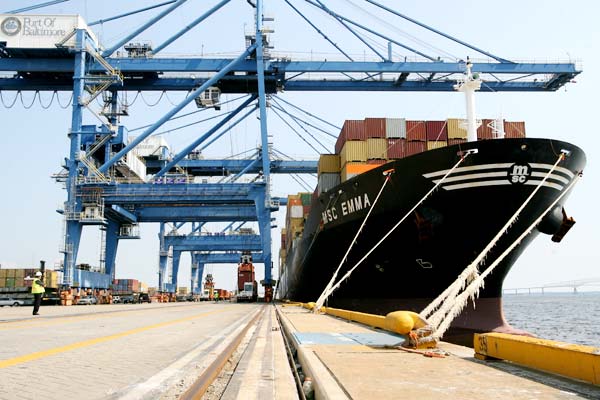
xmin=454 ymin=58 xmax=482 ymax=142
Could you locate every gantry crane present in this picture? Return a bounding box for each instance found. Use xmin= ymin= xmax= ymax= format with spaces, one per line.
xmin=0 ymin=0 xmax=579 ymax=293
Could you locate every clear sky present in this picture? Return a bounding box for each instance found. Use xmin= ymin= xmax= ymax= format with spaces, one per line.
xmin=0 ymin=0 xmax=599 ymax=293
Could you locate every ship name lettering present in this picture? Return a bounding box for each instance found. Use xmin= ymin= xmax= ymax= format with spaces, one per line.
xmin=322 ymin=193 xmax=372 ymax=224
xmin=341 ymin=193 xmax=372 ymax=217
xmin=322 ymin=208 xmax=338 ymax=224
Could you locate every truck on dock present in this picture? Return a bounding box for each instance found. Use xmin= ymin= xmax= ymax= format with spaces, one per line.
xmin=236 ymin=252 xmax=257 ymax=302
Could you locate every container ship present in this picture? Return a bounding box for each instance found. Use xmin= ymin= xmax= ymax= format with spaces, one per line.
xmin=278 ymin=116 xmax=586 ymax=344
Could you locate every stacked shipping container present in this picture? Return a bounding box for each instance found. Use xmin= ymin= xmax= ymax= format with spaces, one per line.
xmin=282 ymin=117 xmax=526 ymax=266
xmin=112 ymin=279 xmax=143 ymax=294
xmin=0 ymin=269 xmax=60 ymax=289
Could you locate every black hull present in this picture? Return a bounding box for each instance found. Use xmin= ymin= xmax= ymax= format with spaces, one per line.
xmin=279 ymin=138 xmax=585 ymax=341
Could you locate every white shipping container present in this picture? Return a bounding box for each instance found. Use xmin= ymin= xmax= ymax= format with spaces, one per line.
xmin=0 ymin=14 xmax=98 ymax=49
xmin=385 ymin=118 xmax=407 ymax=138
xmin=290 ymin=205 xmax=303 ymax=219
xmin=318 ymin=173 xmax=341 ymax=195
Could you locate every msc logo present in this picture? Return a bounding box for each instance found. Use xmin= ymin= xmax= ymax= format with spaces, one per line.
xmin=508 ymin=163 xmax=531 ymax=184
xmin=1 ymin=17 xmax=21 ymax=36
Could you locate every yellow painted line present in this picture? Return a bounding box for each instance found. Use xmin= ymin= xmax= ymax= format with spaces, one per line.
xmin=0 ymin=303 xmax=200 ymax=330
xmin=0 ymin=308 xmax=229 ymax=369
xmin=475 ymin=333 xmax=600 ymax=385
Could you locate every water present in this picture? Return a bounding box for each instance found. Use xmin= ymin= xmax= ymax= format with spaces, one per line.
xmin=503 ymin=292 xmax=600 ymax=347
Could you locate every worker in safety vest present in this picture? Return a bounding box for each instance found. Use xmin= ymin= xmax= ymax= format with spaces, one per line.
xmin=214 ymin=291 xmax=219 ymax=303
xmin=25 ymin=271 xmax=45 ymax=315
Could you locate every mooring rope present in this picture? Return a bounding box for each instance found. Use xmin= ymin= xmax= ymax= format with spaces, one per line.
xmin=315 ymin=169 xmax=394 ymax=311
xmin=315 ymin=151 xmax=473 ymax=309
xmin=422 ymin=152 xmax=572 ymax=338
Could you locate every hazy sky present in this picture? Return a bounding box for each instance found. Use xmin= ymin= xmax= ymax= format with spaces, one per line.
xmin=1 ymin=0 xmax=599 ymax=293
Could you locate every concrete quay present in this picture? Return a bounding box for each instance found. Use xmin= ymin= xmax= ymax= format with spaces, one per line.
xmin=0 ymin=302 xmax=297 ymax=400
xmin=276 ymin=304 xmax=599 ymax=400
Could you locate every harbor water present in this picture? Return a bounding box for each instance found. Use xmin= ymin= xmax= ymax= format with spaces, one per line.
xmin=503 ymin=292 xmax=600 ymax=346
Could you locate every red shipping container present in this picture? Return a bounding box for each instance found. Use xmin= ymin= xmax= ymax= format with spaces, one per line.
xmin=335 ymin=120 xmax=366 ymax=154
xmin=367 ymin=159 xmax=387 ymax=165
xmin=426 ymin=121 xmax=448 ymax=141
xmin=406 ymin=121 xmax=427 ymax=141
xmin=364 ymin=118 xmax=386 ymax=138
xmin=387 ymin=138 xmax=406 ymax=159
xmin=406 ymin=141 xmax=427 ymax=157
xmin=504 ymin=121 xmax=526 ymax=138
xmin=237 ymin=270 xmax=255 ymax=291
xmin=477 ymin=119 xmax=495 ymax=140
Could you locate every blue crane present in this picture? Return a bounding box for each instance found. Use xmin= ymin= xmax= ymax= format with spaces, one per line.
xmin=0 ymin=1 xmax=580 ymax=294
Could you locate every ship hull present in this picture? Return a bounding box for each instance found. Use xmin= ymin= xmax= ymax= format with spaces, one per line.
xmin=279 ymin=138 xmax=585 ymax=343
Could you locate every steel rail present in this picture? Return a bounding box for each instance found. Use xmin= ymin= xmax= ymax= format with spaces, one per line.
xmin=179 ymin=306 xmax=265 ymax=400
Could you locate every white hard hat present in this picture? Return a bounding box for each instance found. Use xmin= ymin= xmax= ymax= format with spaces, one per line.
xmin=35 ymin=271 xmax=42 ymax=277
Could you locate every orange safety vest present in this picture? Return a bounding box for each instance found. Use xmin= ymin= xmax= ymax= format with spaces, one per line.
xmin=32 ymin=278 xmax=45 ymax=294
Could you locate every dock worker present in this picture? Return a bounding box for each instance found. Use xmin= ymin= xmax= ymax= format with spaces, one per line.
xmin=25 ymin=271 xmax=45 ymax=315
xmin=214 ymin=291 xmax=219 ymax=303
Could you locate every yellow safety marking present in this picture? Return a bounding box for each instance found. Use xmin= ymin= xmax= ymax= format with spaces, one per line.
xmin=0 ymin=303 xmax=203 ymax=330
xmin=0 ymin=308 xmax=230 ymax=369
xmin=474 ymin=333 xmax=600 ymax=385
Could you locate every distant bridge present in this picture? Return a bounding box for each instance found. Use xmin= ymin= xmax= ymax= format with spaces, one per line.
xmin=504 ymin=278 xmax=600 ymax=294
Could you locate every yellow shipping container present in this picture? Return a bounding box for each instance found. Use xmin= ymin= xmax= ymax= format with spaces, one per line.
xmin=5 ymin=269 xmax=16 ymax=278
xmin=427 ymin=141 xmax=447 ymax=150
xmin=340 ymin=141 xmax=367 ymax=166
xmin=367 ymin=138 xmax=388 ymax=160
xmin=318 ymin=154 xmax=341 ymax=174
xmin=0 ymin=277 xmax=5 ymax=288
xmin=447 ymin=118 xmax=467 ymax=139
xmin=15 ymin=269 xmax=24 ymax=278
xmin=0 ymin=269 xmax=6 ymax=278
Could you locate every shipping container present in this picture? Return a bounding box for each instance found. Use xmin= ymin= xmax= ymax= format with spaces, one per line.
xmin=406 ymin=120 xmax=427 ymax=141
xmin=341 ymin=162 xmax=379 ymax=182
xmin=447 ymin=118 xmax=468 ymax=139
xmin=427 ymin=141 xmax=447 ymax=150
xmin=335 ymin=120 xmax=366 ymax=153
xmin=367 ymin=138 xmax=388 ymax=160
xmin=504 ymin=121 xmax=526 ymax=138
xmin=405 ymin=141 xmax=427 ymax=157
xmin=290 ymin=205 xmax=303 ymax=219
xmin=364 ymin=118 xmax=386 ymax=138
xmin=340 ymin=140 xmax=367 ymax=166
xmin=477 ymin=119 xmax=504 ymax=140
xmin=300 ymin=192 xmax=312 ymax=206
xmin=426 ymin=121 xmax=448 ymax=141
xmin=318 ymin=173 xmax=341 ymax=194
xmin=318 ymin=154 xmax=341 ymax=174
xmin=385 ymin=118 xmax=406 ymax=138
xmin=287 ymin=195 xmax=302 ymax=208
xmin=387 ymin=138 xmax=406 ymax=159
